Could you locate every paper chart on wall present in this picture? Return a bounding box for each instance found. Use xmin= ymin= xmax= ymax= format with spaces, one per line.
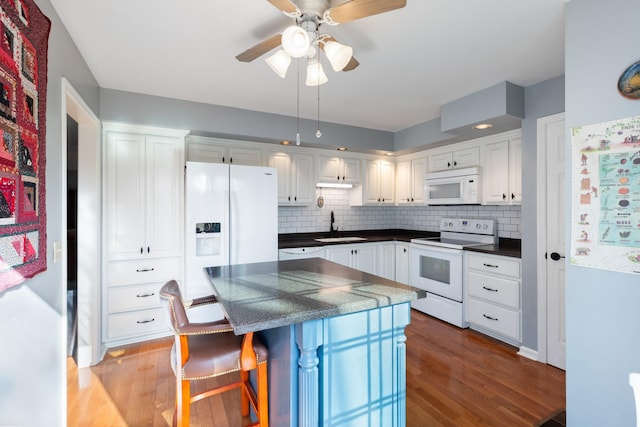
xmin=570 ymin=115 xmax=640 ymax=275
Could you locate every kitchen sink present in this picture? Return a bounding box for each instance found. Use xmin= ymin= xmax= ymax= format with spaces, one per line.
xmin=314 ymin=237 xmax=368 ymax=243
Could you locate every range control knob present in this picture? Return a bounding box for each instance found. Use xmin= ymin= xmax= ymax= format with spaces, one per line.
xmin=483 ymin=224 xmax=488 ymax=229
xmin=476 ymin=223 xmax=481 ymax=229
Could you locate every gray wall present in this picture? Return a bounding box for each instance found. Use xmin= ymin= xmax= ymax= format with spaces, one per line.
xmin=0 ymin=0 xmax=100 ymax=425
xmin=520 ymin=76 xmax=565 ymax=349
xmin=566 ymin=0 xmax=640 ymax=425
xmin=100 ymin=89 xmax=394 ymax=154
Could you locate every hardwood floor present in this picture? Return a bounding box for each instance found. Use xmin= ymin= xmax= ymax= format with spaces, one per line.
xmin=68 ymin=310 xmax=565 ymax=426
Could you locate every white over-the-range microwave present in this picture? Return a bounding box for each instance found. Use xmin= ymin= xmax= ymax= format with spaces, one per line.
xmin=424 ymin=166 xmax=481 ymax=205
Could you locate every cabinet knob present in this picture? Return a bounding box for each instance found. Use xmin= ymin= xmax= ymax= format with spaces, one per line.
xmin=411 ymin=197 xmax=414 ymax=202
xmin=342 ymin=176 xmax=346 ymax=181
xmin=140 ymin=247 xmax=143 ymax=254
xmin=222 ymin=157 xmax=225 ymax=163
xmin=147 ymin=246 xmax=150 ymax=254
xmin=453 ymin=161 xmax=457 ymax=166
xmin=288 ymin=196 xmax=291 ymax=201
xmin=403 ymin=248 xmax=407 ymax=253
xmin=294 ymin=196 xmax=297 ymax=202
xmin=447 ymin=162 xmax=451 ymax=168
xmin=337 ymin=176 xmax=340 ymax=181
xmin=511 ymin=193 xmax=515 ymax=200
xmin=502 ymin=193 xmax=507 ymax=200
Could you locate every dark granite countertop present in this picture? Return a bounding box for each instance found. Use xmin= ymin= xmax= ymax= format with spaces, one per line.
xmin=203 ymin=258 xmax=426 ymax=335
xmin=279 ymin=229 xmax=521 ymax=258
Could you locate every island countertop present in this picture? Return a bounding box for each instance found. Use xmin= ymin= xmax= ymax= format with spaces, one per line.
xmin=204 ymin=258 xmax=426 ymax=335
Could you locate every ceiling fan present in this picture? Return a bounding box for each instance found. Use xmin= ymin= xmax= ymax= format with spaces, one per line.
xmin=236 ymin=0 xmax=407 ymax=85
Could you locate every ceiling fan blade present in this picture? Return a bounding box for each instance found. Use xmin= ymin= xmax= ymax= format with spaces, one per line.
xmin=235 ymin=34 xmax=282 ymax=62
xmin=327 ymin=0 xmax=406 ymax=24
xmin=342 ymin=56 xmax=359 ymax=72
xmin=266 ymin=0 xmax=299 ymax=14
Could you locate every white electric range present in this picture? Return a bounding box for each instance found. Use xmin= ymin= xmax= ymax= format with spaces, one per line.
xmin=409 ymin=218 xmax=497 ymax=327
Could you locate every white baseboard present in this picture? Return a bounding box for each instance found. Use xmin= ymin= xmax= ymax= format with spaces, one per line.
xmin=518 ymin=346 xmax=539 ymax=361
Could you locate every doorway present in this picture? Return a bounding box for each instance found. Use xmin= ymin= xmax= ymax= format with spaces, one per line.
xmin=67 ymin=115 xmax=78 ymax=359
xmin=62 ymin=79 xmax=102 ymax=367
xmin=537 ymin=112 xmax=567 ymax=370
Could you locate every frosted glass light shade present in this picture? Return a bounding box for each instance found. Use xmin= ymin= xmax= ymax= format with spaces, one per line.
xmin=266 ymin=50 xmax=291 ymax=78
xmin=282 ymin=25 xmax=310 ymax=58
xmin=306 ymin=58 xmax=328 ymax=86
xmin=324 ymin=40 xmax=353 ymax=71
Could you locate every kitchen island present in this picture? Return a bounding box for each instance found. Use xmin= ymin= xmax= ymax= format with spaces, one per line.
xmin=204 ymin=258 xmax=426 ymax=427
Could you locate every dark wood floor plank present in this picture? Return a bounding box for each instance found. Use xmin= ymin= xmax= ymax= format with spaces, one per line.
xmin=69 ymin=310 xmax=565 ymax=426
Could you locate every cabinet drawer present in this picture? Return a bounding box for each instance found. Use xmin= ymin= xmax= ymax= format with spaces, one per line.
xmin=106 ymin=308 xmax=167 ymax=340
xmin=467 ymin=298 xmax=520 ymax=342
xmin=107 ymin=257 xmax=180 ymax=286
xmin=467 ymin=253 xmax=520 ymax=278
xmin=107 ymin=283 xmax=162 ymax=313
xmin=467 ymin=271 xmax=519 ymax=309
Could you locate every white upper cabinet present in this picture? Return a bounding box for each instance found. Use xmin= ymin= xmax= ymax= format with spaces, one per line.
xmin=267 ymin=150 xmax=315 ymax=206
xmin=483 ymin=134 xmax=522 ymax=205
xmin=396 ymin=156 xmax=427 ymax=205
xmin=316 ymin=154 xmax=361 ymax=184
xmin=186 ymin=136 xmax=264 ymax=166
xmin=104 ymin=125 xmax=187 ymax=261
xmin=352 ymin=158 xmax=395 ymax=206
xmin=428 ymin=146 xmax=479 ymax=172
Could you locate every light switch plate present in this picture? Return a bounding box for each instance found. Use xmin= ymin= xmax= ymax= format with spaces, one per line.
xmin=53 ymin=240 xmax=62 ymax=263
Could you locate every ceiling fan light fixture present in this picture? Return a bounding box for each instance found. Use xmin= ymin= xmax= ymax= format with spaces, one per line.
xmin=266 ymin=49 xmax=291 ymax=78
xmin=282 ymin=25 xmax=311 ymax=58
xmin=306 ymin=58 xmax=328 ymax=86
xmin=324 ymin=40 xmax=353 ymax=71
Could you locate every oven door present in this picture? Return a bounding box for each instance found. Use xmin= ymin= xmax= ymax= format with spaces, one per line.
xmin=409 ymin=243 xmax=463 ymax=301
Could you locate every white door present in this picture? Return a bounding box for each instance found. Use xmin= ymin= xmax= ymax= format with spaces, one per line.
xmin=538 ymin=113 xmax=566 ymax=370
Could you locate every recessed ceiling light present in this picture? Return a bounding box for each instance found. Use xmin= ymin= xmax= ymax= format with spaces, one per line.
xmin=384 ymin=152 xmax=393 ymax=156
xmin=280 ymin=140 xmax=292 ymax=145
xmin=337 ymin=147 xmax=348 ymax=151
xmin=474 ymin=123 xmax=493 ymax=130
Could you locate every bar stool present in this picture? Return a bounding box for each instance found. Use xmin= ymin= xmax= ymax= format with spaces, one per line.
xmin=159 ymin=280 xmax=269 ymax=426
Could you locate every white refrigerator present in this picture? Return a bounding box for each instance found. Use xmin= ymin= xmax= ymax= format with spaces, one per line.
xmin=184 ymin=161 xmax=278 ymax=320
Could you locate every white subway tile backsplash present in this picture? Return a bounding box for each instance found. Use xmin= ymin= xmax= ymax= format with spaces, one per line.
xmin=278 ymin=188 xmax=521 ymax=238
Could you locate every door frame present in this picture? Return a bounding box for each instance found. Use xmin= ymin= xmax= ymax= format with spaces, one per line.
xmin=536 ymin=111 xmax=565 ymax=364
xmin=62 ymin=78 xmax=102 ymax=367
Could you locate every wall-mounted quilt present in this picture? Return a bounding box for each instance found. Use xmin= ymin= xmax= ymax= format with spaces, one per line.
xmin=0 ymin=0 xmax=49 ymax=292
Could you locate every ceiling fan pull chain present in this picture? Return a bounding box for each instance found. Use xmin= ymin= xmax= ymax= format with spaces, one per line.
xmin=316 ymin=45 xmax=322 ymax=138
xmin=296 ymin=57 xmax=301 ymax=145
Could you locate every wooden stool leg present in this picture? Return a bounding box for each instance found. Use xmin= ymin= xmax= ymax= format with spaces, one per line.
xmin=257 ymin=363 xmax=269 ymax=427
xmin=177 ymin=379 xmax=191 ymax=427
xmin=241 ymin=369 xmax=250 ymax=417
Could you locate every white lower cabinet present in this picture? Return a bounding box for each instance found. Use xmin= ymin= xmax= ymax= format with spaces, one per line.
xmin=377 ymin=242 xmax=396 ymax=280
xmin=395 ymin=243 xmax=409 ymax=284
xmin=104 ymin=257 xmax=181 ymax=344
xmin=465 ymin=252 xmax=522 ymax=345
xmin=325 ymin=243 xmax=377 ymax=275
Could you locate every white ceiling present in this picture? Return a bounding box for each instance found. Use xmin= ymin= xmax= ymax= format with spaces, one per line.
xmin=49 ymin=0 xmax=566 ymax=132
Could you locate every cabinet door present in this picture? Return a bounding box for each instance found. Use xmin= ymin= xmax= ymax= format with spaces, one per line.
xmin=267 ymin=152 xmax=292 ymax=205
xmin=508 ymin=138 xmax=522 ymax=203
xmin=341 ymin=157 xmax=361 ymax=183
xmin=325 ymin=246 xmax=353 ymax=267
xmin=429 ymin=152 xmax=453 ymax=171
xmin=364 ymin=160 xmax=381 ymax=204
xmin=379 ymin=160 xmax=395 ymax=204
xmin=145 ymin=135 xmax=183 ymax=258
xmin=376 ymin=243 xmax=396 ymax=280
xmin=186 ymin=142 xmax=226 ymax=163
xmin=228 ymin=147 xmax=263 ymax=166
xmin=395 ymin=243 xmax=409 ymax=284
xmin=395 ymin=160 xmax=412 ymax=204
xmin=483 ymin=140 xmax=510 ymax=204
xmin=410 ymin=158 xmax=427 ymax=204
xmin=453 ymin=146 xmax=480 ymax=169
xmin=316 ymin=155 xmax=342 ymax=182
xmin=291 ymin=153 xmax=314 ymax=205
xmin=354 ymin=244 xmax=377 ymax=275
xmin=105 ymin=132 xmax=146 ymax=260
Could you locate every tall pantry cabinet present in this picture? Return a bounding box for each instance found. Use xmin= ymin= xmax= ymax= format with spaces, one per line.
xmin=102 ymin=123 xmax=188 ymax=347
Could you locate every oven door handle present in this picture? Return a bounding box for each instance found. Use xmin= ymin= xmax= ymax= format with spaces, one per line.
xmin=409 ymin=244 xmax=462 ymax=255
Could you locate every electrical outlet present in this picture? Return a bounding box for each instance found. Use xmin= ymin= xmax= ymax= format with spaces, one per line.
xmin=53 ymin=240 xmax=62 ymax=263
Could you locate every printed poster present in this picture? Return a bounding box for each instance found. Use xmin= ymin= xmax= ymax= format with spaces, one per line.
xmin=570 ymin=115 xmax=640 ymax=275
